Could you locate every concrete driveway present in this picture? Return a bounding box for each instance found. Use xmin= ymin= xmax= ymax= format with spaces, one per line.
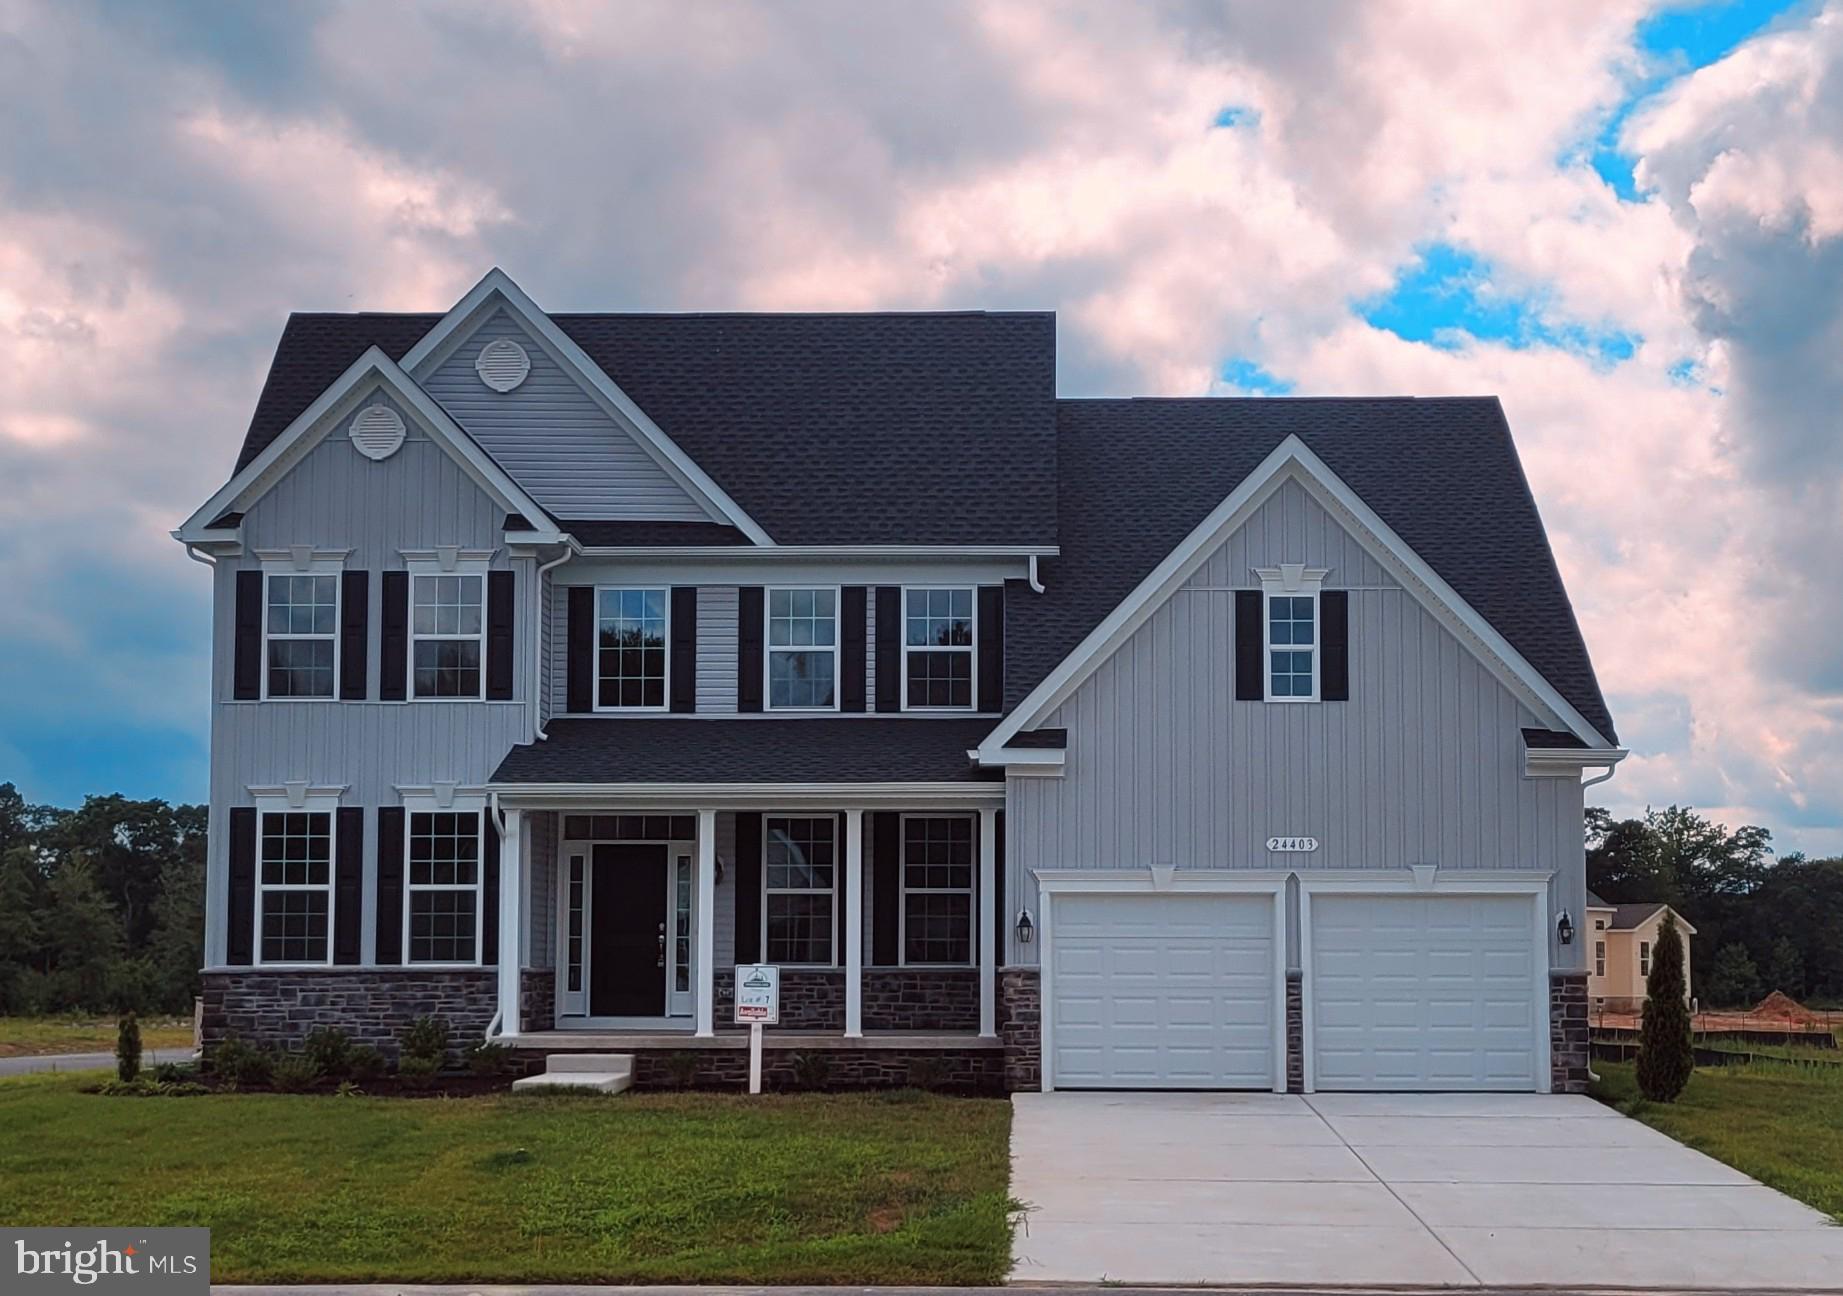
xmin=1010 ymin=1090 xmax=1843 ymax=1289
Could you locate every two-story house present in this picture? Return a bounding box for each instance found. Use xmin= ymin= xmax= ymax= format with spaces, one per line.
xmin=174 ymin=269 xmax=1625 ymax=1094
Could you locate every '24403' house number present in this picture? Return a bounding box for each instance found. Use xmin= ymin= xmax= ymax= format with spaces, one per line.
xmin=1266 ymin=836 xmax=1319 ymax=853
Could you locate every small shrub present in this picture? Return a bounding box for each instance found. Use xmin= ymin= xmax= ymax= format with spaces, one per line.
xmin=152 ymin=1061 xmax=194 ymax=1084
xmin=401 ymin=1015 xmax=451 ymax=1068
xmin=270 ymin=1052 xmax=323 ymax=1093
xmin=791 ymin=1051 xmax=832 ymax=1089
xmin=334 ymin=1080 xmax=364 ymax=1098
xmin=115 ymin=1013 xmax=142 ymax=1083
xmin=208 ymin=1036 xmax=272 ymax=1087
xmin=468 ymin=1041 xmax=512 ymax=1076
xmin=302 ymin=1026 xmax=355 ymax=1079
xmin=664 ymin=1050 xmax=699 ymax=1089
xmin=1637 ymin=914 xmax=1694 ymax=1103
xmin=347 ymin=1044 xmax=388 ymax=1082
xmin=398 ymin=1053 xmax=441 ymax=1088
xmin=93 ymin=1078 xmax=207 ymax=1098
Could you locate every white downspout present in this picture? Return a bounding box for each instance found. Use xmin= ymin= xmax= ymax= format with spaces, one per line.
xmin=1027 ymin=552 xmax=1045 ymax=594
xmin=483 ymin=790 xmax=511 ymax=1041
xmin=1582 ymin=765 xmax=1619 ymax=789
xmin=531 ymin=540 xmax=577 ymax=741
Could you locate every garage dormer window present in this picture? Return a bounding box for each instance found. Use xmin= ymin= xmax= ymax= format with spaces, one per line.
xmin=1258 ymin=565 xmax=1328 ymax=702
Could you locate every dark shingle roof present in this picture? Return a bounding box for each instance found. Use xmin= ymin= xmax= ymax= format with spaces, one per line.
xmin=1610 ymin=902 xmax=1668 ymax=929
xmin=236 ymin=311 xmax=1058 ymax=548
xmin=1006 ymin=728 xmax=1068 ymax=749
xmin=493 ymin=718 xmax=1000 ymax=784
xmin=1007 ymin=398 xmax=1617 ymax=745
xmin=560 ymin=520 xmax=751 ymax=547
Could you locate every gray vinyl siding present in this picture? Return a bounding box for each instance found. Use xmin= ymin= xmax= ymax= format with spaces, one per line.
xmin=526 ymin=811 xmax=557 ymax=969
xmin=423 ymin=309 xmax=712 ymax=523
xmin=1007 ymin=477 xmax=1586 ymax=972
xmin=714 ymin=812 xmax=736 ymax=969
xmin=207 ymin=405 xmax=533 ymax=966
xmin=697 ymin=587 xmax=740 ymax=712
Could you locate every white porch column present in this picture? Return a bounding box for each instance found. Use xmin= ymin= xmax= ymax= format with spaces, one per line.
xmin=844 ymin=808 xmax=864 ymax=1038
xmin=497 ymin=807 xmax=524 ymax=1039
xmin=696 ymin=808 xmax=717 ymax=1037
xmin=979 ymin=805 xmax=997 ymax=1038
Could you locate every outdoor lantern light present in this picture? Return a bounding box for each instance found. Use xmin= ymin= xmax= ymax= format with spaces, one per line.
xmin=1557 ymin=910 xmax=1574 ymax=946
xmin=1015 ymin=908 xmax=1035 ymax=944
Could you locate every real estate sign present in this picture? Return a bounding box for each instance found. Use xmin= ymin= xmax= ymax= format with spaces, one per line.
xmin=735 ymin=963 xmax=780 ymax=1025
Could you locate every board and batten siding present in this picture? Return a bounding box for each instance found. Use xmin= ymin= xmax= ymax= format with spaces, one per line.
xmin=1006 ymin=476 xmax=1586 ymax=972
xmin=205 ymin=398 xmax=533 ymax=965
xmin=423 ymin=308 xmax=712 ymax=523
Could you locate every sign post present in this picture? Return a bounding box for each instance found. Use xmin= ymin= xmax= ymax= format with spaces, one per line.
xmin=733 ymin=963 xmax=780 ymax=1095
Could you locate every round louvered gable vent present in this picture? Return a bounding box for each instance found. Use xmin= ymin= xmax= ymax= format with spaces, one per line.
xmin=350 ymin=405 xmax=406 ymax=460
xmin=476 ymin=338 xmax=531 ymax=392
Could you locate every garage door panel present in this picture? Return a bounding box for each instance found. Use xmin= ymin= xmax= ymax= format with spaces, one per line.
xmin=1310 ymin=893 xmax=1540 ymax=1092
xmin=1050 ymin=892 xmax=1277 ymax=1090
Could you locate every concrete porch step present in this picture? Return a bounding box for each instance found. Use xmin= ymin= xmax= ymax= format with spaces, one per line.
xmin=511 ymin=1051 xmax=634 ymax=1094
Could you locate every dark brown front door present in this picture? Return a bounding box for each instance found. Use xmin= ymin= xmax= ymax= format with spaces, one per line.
xmin=590 ymin=843 xmax=668 ymax=1017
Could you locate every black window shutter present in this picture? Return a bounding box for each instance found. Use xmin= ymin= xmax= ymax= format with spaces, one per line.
xmin=1234 ymin=590 xmax=1264 ymax=701
xmin=339 ymin=571 xmax=369 ymax=701
xmin=482 ymin=812 xmax=501 ymax=966
xmin=670 ymin=586 xmax=698 ymax=713
xmin=872 ymin=811 xmax=900 ymax=965
xmin=874 ymin=586 xmax=901 ymax=713
xmin=978 ymin=585 xmax=1004 ymax=712
xmin=1321 ymin=590 xmax=1350 ymax=702
xmin=566 ymin=585 xmax=594 ymax=713
xmin=486 ymin=570 xmax=516 ymax=701
xmin=233 ymin=570 xmax=263 ymax=700
xmin=379 ymin=572 xmax=410 ymax=701
xmin=375 ymin=806 xmax=405 ymax=965
xmin=734 ymin=812 xmax=763 ymax=961
xmin=737 ymin=586 xmax=764 ymax=713
xmin=841 ymin=586 xmax=868 ymax=712
xmin=226 ymin=807 xmax=257 ymax=965
xmin=993 ymin=809 xmax=1006 ymax=970
xmin=334 ymin=807 xmax=364 ymax=964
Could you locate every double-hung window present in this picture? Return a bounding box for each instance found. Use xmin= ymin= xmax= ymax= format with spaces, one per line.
xmin=257 ymin=810 xmax=334 ymax=964
xmin=767 ymin=588 xmax=837 ymax=709
xmin=1639 ymin=940 xmax=1651 ymax=978
xmin=412 ymin=573 xmax=484 ymax=698
xmin=904 ymin=587 xmax=975 ymax=709
xmin=265 ymin=573 xmax=338 ymax=698
xmin=1266 ymin=593 xmax=1317 ymax=699
xmin=763 ymin=815 xmax=835 ymax=964
xmin=406 ymin=810 xmax=482 ymax=965
xmin=597 ymin=587 xmax=668 ymax=709
xmin=901 ymin=815 xmax=974 ymax=965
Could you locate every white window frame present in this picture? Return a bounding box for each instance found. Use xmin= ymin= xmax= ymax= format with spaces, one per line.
xmin=898 ymin=812 xmax=976 ymax=967
xmin=252 ymin=790 xmax=341 ymax=968
xmin=593 ymin=585 xmax=671 ymax=712
xmin=400 ymin=794 xmax=487 ymax=968
xmin=764 ymin=586 xmax=842 ymax=712
xmin=900 ymin=586 xmax=978 ymax=713
xmin=407 ymin=559 xmax=489 ymax=702
xmin=1639 ymin=940 xmax=1651 ymax=978
xmin=1595 ymin=940 xmax=1606 ymax=978
xmin=1257 ymin=565 xmax=1327 ymax=704
xmin=762 ymin=814 xmax=838 ymax=967
xmin=258 ymin=556 xmax=344 ymax=702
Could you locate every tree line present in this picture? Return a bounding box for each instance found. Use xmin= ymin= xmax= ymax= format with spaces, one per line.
xmin=1587 ymin=804 xmax=1843 ymax=1006
xmin=0 ymin=783 xmax=204 ymax=1016
xmin=0 ymin=783 xmax=1838 ymax=1015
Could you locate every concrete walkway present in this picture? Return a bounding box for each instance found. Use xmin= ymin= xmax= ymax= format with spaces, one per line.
xmin=0 ymin=1048 xmax=193 ymax=1077
xmin=1010 ymin=1090 xmax=1843 ymax=1289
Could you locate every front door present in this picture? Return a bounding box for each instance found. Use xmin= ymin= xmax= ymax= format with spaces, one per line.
xmin=589 ymin=843 xmax=668 ymax=1017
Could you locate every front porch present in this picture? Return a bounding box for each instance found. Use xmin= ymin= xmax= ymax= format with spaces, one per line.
xmin=491 ymin=785 xmax=1009 ymax=1050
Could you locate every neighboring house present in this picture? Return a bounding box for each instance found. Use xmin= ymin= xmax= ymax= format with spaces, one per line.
xmin=174 ymin=269 xmax=1626 ymax=1094
xmin=1585 ymin=891 xmax=1695 ymax=1012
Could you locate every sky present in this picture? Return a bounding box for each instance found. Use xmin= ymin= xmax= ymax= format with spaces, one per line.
xmin=2 ymin=0 xmax=1841 ymax=853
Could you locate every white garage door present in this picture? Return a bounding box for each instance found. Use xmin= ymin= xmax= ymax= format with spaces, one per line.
xmin=1310 ymin=893 xmax=1540 ymax=1091
xmin=1049 ymin=892 xmax=1277 ymax=1089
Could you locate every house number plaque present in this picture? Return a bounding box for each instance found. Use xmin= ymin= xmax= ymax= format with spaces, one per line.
xmin=1266 ymin=836 xmax=1319 ymax=853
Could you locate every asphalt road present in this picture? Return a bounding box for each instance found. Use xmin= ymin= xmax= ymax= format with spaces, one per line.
xmin=0 ymin=1048 xmax=195 ymax=1076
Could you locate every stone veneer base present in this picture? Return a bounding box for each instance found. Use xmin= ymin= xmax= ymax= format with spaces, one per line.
xmin=1550 ymin=970 xmax=1591 ymax=1094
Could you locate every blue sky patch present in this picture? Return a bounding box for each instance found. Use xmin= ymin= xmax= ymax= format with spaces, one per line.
xmin=1359 ymin=243 xmax=1640 ymax=365
xmin=1212 ymin=104 xmax=1260 ymax=129
xmin=1221 ymin=357 xmax=1293 ymax=394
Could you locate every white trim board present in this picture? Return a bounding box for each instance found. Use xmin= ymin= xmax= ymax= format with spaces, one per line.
xmin=397 ymin=269 xmax=772 ymax=546
xmin=177 ymin=348 xmax=555 ymax=543
xmin=976 ymin=434 xmax=1618 ymax=760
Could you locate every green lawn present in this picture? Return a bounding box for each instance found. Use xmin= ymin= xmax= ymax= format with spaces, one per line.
xmin=0 ymin=1074 xmax=1014 ymax=1284
xmin=0 ymin=1016 xmax=193 ymax=1057
xmin=1593 ymin=1059 xmax=1843 ymax=1223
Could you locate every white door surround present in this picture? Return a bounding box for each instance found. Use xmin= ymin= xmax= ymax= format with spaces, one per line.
xmin=1299 ymin=870 xmax=1552 ymax=1094
xmin=1035 ymin=870 xmax=1289 ymax=1093
xmin=554 ymin=833 xmax=698 ymax=1028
